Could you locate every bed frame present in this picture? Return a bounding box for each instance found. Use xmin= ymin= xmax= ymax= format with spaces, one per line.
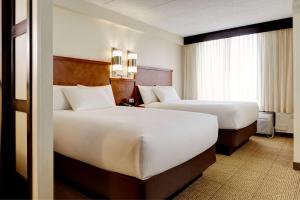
xmin=134 ymin=66 xmax=257 ymax=156
xmin=217 ymin=121 xmax=257 ymax=155
xmin=53 ymin=56 xmax=216 ymax=199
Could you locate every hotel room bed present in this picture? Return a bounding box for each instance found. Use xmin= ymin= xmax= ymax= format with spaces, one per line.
xmin=54 ymin=107 xmax=218 ymax=181
xmin=144 ymin=100 xmax=259 ymax=155
xmin=145 ymin=100 xmax=258 ymax=130
xmin=53 ymin=56 xmax=218 ymax=199
xmin=54 ymin=107 xmax=218 ymax=199
xmin=135 ymin=67 xmax=259 ymax=155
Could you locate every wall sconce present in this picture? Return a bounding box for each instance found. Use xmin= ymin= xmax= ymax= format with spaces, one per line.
xmin=127 ymin=51 xmax=137 ymax=74
xmin=112 ymin=48 xmax=123 ymax=76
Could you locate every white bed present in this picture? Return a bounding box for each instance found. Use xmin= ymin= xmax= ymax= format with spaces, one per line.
xmin=145 ymin=100 xmax=259 ymax=130
xmin=54 ymin=106 xmax=218 ymax=180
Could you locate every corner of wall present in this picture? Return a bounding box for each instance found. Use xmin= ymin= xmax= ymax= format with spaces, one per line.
xmin=293 ymin=0 xmax=300 ymax=164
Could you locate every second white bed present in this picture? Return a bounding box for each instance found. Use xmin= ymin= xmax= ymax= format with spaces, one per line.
xmin=54 ymin=106 xmax=218 ymax=180
xmin=145 ymin=100 xmax=259 ymax=130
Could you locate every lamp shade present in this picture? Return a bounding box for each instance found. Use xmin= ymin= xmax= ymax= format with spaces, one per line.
xmin=127 ymin=51 xmax=137 ymax=73
xmin=112 ymin=49 xmax=123 ymax=71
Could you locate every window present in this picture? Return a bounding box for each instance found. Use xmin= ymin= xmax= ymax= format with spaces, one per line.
xmin=197 ymin=34 xmax=258 ymax=102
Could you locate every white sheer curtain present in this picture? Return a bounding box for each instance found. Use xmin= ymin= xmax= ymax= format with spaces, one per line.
xmin=186 ymin=34 xmax=258 ymax=102
xmin=183 ymin=28 xmax=293 ymax=113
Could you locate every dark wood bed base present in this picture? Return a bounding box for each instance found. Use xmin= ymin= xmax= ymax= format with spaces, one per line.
xmin=54 ymin=145 xmax=216 ymax=199
xmin=217 ymin=121 xmax=257 ymax=155
xmin=135 ymin=66 xmax=257 ymax=156
xmin=53 ymin=56 xmax=217 ymax=199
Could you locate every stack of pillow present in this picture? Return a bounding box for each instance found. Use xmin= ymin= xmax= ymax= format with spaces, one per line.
xmin=137 ymin=85 xmax=181 ymax=105
xmin=53 ymin=85 xmax=116 ymax=111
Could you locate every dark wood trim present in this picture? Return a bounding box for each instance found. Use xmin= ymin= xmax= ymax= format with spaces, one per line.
xmin=14 ymin=173 xmax=28 ymax=198
xmin=138 ymin=65 xmax=173 ymax=72
xmin=12 ymin=19 xmax=27 ymax=37
xmin=184 ymin=18 xmax=293 ymax=45
xmin=1 ymin=0 xmax=17 ymax=198
xmin=293 ymin=162 xmax=300 ymax=171
xmin=54 ymin=56 xmax=111 ymax=66
xmin=256 ymin=132 xmax=294 ymax=138
xmin=26 ymin=0 xmax=33 ymax=197
xmin=274 ymin=132 xmax=294 ymax=138
xmin=1 ymin=0 xmax=32 ymax=198
xmin=14 ymin=100 xmax=29 ymax=112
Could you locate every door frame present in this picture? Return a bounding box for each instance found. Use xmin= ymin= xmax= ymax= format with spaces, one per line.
xmin=0 ymin=0 xmax=32 ymax=198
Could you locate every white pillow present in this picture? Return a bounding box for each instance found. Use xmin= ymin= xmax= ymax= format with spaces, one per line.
xmin=152 ymin=86 xmax=180 ymax=102
xmin=53 ymin=85 xmax=76 ymax=110
xmin=138 ymin=85 xmax=159 ymax=105
xmin=78 ymin=84 xmax=116 ymax=106
xmin=62 ymin=87 xmax=115 ymax=111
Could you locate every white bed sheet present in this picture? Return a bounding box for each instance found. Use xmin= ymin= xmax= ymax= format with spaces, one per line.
xmin=145 ymin=100 xmax=259 ymax=130
xmin=54 ymin=107 xmax=218 ymax=180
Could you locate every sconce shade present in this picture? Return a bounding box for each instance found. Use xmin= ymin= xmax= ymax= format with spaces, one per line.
xmin=127 ymin=51 xmax=137 ymax=73
xmin=112 ymin=49 xmax=123 ymax=71
xmin=128 ymin=66 xmax=137 ymax=73
xmin=112 ymin=64 xmax=123 ymax=71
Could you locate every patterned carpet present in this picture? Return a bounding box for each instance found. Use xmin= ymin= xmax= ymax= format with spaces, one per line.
xmin=174 ymin=136 xmax=299 ymax=200
xmin=55 ymin=136 xmax=299 ymax=200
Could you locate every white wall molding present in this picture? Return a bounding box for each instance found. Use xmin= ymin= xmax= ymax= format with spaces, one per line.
xmin=293 ymin=0 xmax=300 ymax=164
xmin=32 ymin=0 xmax=53 ymax=198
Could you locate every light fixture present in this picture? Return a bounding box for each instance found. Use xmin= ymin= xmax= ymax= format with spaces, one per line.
xmin=127 ymin=51 xmax=137 ymax=73
xmin=112 ymin=48 xmax=123 ymax=72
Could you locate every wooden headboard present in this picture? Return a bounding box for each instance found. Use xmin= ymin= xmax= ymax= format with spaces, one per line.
xmin=53 ymin=56 xmax=173 ymax=105
xmin=53 ymin=56 xmax=111 ymax=86
xmin=135 ymin=66 xmax=173 ymax=86
xmin=135 ymin=66 xmax=173 ymax=105
xmin=53 ymin=56 xmax=136 ymax=105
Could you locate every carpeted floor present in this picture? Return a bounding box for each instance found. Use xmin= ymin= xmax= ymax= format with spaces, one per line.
xmin=55 ymin=136 xmax=299 ymax=200
xmin=175 ymin=136 xmax=298 ymax=200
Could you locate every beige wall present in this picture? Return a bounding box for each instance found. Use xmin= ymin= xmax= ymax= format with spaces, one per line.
xmin=53 ymin=1 xmax=184 ymax=96
xmin=294 ymin=0 xmax=300 ymax=164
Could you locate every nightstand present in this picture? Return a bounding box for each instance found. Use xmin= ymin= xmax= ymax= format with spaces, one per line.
xmin=110 ymin=77 xmax=135 ymax=105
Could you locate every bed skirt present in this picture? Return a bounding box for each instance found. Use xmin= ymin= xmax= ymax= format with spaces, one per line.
xmin=217 ymin=121 xmax=257 ymax=155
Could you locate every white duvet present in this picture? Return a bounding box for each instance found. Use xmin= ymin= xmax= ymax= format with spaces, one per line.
xmin=145 ymin=100 xmax=259 ymax=130
xmin=54 ymin=107 xmax=218 ymax=180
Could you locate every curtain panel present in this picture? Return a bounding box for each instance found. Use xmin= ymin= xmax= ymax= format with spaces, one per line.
xmin=257 ymin=29 xmax=293 ymax=113
xmin=183 ymin=44 xmax=199 ymax=99
xmin=183 ymin=28 xmax=293 ymax=113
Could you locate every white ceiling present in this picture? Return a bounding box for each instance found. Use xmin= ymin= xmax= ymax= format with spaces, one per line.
xmin=86 ymin=0 xmax=293 ymax=37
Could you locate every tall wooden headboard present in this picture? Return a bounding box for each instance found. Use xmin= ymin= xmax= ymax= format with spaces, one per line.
xmin=135 ymin=66 xmax=173 ymax=86
xmin=135 ymin=66 xmax=173 ymax=105
xmin=53 ymin=56 xmax=111 ymax=86
xmin=53 ymin=56 xmax=173 ymax=105
xmin=53 ymin=56 xmax=135 ymax=105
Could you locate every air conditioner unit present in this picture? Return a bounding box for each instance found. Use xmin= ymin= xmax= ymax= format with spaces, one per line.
xmin=257 ymin=112 xmax=275 ymax=136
